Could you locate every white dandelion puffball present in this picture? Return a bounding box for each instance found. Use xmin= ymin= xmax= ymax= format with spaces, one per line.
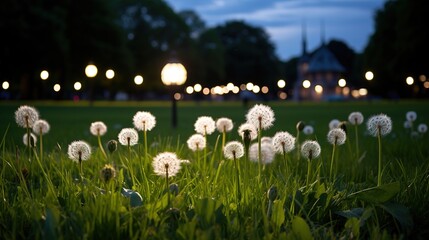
xmin=327 ymin=128 xmax=347 ymax=145
xmin=133 ymin=111 xmax=156 ymax=131
xmin=194 ymin=116 xmax=216 ymax=135
xmin=348 ymin=112 xmax=364 ymax=125
xmin=152 ymin=152 xmax=182 ymax=177
xmin=32 ymin=119 xmax=50 ymax=135
xmin=367 ymin=114 xmax=392 ymax=137
xmin=403 ymin=120 xmax=412 ymax=129
xmin=216 ymin=117 xmax=234 ymax=133
xmin=406 ymin=111 xmax=417 ymax=122
xmin=303 ymin=125 xmax=314 ymax=135
xmin=223 ymin=141 xmax=245 ymax=160
xmin=90 ymin=121 xmax=107 ymax=136
xmin=418 ymin=123 xmax=427 ymax=134
xmin=187 ymin=133 xmax=206 ymax=151
xmin=238 ymin=123 xmax=257 ymax=141
xmin=272 ymin=131 xmax=295 ymax=154
xmin=68 ymin=140 xmax=92 ymax=162
xmin=329 ymin=119 xmax=340 ymax=130
xmin=118 ymin=128 xmax=139 ymax=146
xmin=15 ymin=105 xmax=39 ymax=128
xmin=301 ymin=140 xmax=321 ymax=160
xmin=23 ymin=133 xmax=37 ymax=147
xmin=249 ymin=142 xmax=275 ymax=165
xmin=246 ymin=104 xmax=275 ymax=130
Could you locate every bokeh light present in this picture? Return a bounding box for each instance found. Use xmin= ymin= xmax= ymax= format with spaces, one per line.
xmin=277 ymin=79 xmax=286 ymax=88
xmin=134 ymin=75 xmax=143 ymax=85
xmin=40 ymin=70 xmax=49 ymax=80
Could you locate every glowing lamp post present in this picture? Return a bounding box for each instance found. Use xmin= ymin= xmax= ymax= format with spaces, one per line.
xmin=85 ymin=63 xmax=98 ymax=103
xmin=161 ymin=62 xmax=187 ymax=129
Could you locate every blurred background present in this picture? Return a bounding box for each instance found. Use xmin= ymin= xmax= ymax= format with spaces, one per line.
xmin=0 ymin=0 xmax=428 ymax=101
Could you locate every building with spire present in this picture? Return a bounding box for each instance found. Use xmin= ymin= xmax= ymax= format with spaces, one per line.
xmin=293 ymin=22 xmax=346 ymax=101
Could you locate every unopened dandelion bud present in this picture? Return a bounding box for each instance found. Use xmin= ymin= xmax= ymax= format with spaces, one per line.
xmin=267 ymin=186 xmax=278 ymax=201
xmin=338 ymin=121 xmax=348 ymax=134
xmin=296 ymin=121 xmax=305 ymax=131
xmin=169 ymin=183 xmax=179 ymax=196
xmin=107 ymin=140 xmax=118 ymax=153
xmin=100 ymin=164 xmax=116 ymax=182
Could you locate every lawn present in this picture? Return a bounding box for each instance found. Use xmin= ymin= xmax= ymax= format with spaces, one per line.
xmin=1 ymin=99 xmax=429 ymax=239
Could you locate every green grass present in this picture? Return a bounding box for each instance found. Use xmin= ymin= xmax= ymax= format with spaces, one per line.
xmin=1 ymin=100 xmax=429 ymax=239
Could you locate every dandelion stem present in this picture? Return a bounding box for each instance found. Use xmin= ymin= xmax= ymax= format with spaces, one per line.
xmin=144 ymin=129 xmax=148 ymax=163
xmin=377 ymin=128 xmax=382 ymax=186
xmin=166 ymin=165 xmax=170 ymax=209
xmin=330 ymin=143 xmax=336 ymax=182
xmin=258 ymin=120 xmax=262 ymax=178
xmin=97 ymin=134 xmax=107 ymax=160
xmin=234 ymin=154 xmax=241 ymax=203
xmin=39 ymin=131 xmax=43 ymax=162
xmin=354 ymin=125 xmax=359 ymax=159
xmin=305 ymin=157 xmax=311 ymax=188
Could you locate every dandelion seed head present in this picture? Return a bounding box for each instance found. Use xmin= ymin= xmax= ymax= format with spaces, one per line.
xmin=216 ymin=117 xmax=234 ymax=133
xmin=367 ymin=114 xmax=392 ymax=137
xmin=327 ymin=128 xmax=347 ymax=145
xmin=223 ymin=141 xmax=244 ymax=160
xmin=133 ymin=111 xmax=156 ymax=131
xmin=303 ymin=125 xmax=314 ymax=135
xmin=348 ymin=112 xmax=364 ymax=125
xmin=15 ymin=105 xmax=39 ymax=128
xmin=194 ymin=116 xmax=216 ymax=135
xmin=67 ymin=140 xmax=91 ymax=162
xmin=100 ymin=164 xmax=116 ymax=182
xmin=406 ymin=111 xmax=417 ymax=122
xmin=272 ymin=131 xmax=295 ymax=154
xmin=245 ymin=104 xmax=275 ymax=130
xmin=32 ymin=119 xmax=50 ymax=135
xmin=23 ymin=133 xmax=37 ymax=147
xmin=187 ymin=133 xmax=206 ymax=151
xmin=118 ymin=128 xmax=139 ymax=146
xmin=238 ymin=123 xmax=257 ymax=141
xmin=152 ymin=152 xmax=182 ymax=177
xmin=301 ymin=140 xmax=321 ymax=160
xmin=418 ymin=123 xmax=427 ymax=134
xmin=90 ymin=121 xmax=107 ymax=136
xmin=249 ymin=142 xmax=275 ymax=165
xmin=329 ymin=119 xmax=340 ymax=130
xmin=403 ymin=120 xmax=412 ymax=129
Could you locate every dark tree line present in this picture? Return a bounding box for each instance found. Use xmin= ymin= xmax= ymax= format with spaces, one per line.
xmin=0 ymin=0 xmax=283 ymax=100
xmin=1 ymin=0 xmax=427 ymax=100
xmin=362 ymin=0 xmax=429 ymax=98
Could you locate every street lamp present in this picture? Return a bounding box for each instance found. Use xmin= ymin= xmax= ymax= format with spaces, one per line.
xmin=85 ymin=63 xmax=97 ymax=102
xmin=161 ymin=61 xmax=187 ymax=129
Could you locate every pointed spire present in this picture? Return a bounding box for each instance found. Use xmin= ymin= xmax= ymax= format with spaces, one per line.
xmin=302 ymin=19 xmax=307 ymax=55
xmin=320 ymin=19 xmax=326 ymax=46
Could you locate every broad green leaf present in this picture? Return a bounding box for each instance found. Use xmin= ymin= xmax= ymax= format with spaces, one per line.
xmin=315 ymin=183 xmax=326 ymax=198
xmin=291 ymin=216 xmax=313 ymax=240
xmin=379 ymin=202 xmax=413 ymax=230
xmin=348 ymin=182 xmax=400 ymax=203
xmin=272 ymin=200 xmax=285 ymax=229
xmin=345 ymin=217 xmax=360 ymax=239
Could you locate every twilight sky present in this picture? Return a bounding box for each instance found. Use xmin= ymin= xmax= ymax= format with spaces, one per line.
xmin=164 ymin=0 xmax=386 ymax=60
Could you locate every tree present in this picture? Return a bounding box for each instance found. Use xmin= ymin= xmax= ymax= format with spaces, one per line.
xmin=363 ymin=0 xmax=429 ymax=98
xmin=213 ymin=20 xmax=283 ymax=89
